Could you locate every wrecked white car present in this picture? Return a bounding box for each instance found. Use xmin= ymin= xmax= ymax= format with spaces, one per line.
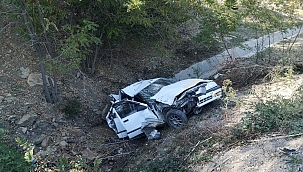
xmin=106 ymin=78 xmax=222 ymax=139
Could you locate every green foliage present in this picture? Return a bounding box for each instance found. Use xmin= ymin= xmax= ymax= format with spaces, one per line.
xmin=225 ymin=0 xmax=237 ymax=9
xmin=74 ymin=157 xmax=102 ymax=172
xmin=134 ymin=154 xmax=185 ymax=172
xmin=190 ymin=139 xmax=216 ymax=164
xmin=239 ymin=0 xmax=302 ymax=62
xmin=0 ymin=131 xmax=32 ymax=172
xmin=11 ymin=0 xmax=192 ymax=74
xmin=56 ymin=157 xmax=101 ymax=172
xmin=194 ymin=1 xmax=241 ymax=47
xmin=288 ymin=155 xmax=303 ymax=172
xmin=191 ymin=152 xmax=213 ymax=164
xmin=266 ymin=65 xmax=294 ymax=81
xmin=60 ymin=0 xmax=191 ymax=41
xmin=241 ymin=3 xmax=286 ymax=33
xmin=15 ymin=137 xmax=34 ymax=163
xmin=59 ymin=98 xmax=82 ymax=118
xmin=239 ymin=86 xmax=303 ymax=135
xmin=5 ymin=0 xmax=302 ymax=74
xmin=4 ymin=0 xmax=66 ymax=37
xmin=48 ymin=20 xmax=102 ymax=74
xmin=56 ymin=157 xmax=70 ymax=172
xmin=222 ymin=79 xmax=238 ymax=108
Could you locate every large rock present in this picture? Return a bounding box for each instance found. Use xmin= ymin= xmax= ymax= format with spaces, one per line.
xmin=0 ymin=96 xmax=4 ymax=102
xmin=27 ymin=73 xmax=54 ymax=86
xmin=59 ymin=140 xmax=68 ymax=148
xmin=17 ymin=112 xmax=37 ymax=126
xmin=20 ymin=67 xmax=30 ymax=79
xmin=37 ymin=150 xmax=48 ymax=159
xmin=20 ymin=127 xmax=27 ymax=133
xmin=34 ymin=134 xmax=46 ymax=145
xmin=41 ymin=136 xmax=51 ymax=148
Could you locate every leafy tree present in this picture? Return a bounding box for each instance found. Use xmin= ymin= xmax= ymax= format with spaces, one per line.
xmin=20 ymin=0 xmax=56 ymax=103
xmin=10 ymin=0 xmax=193 ymax=103
xmin=48 ymin=20 xmax=102 ymax=74
xmin=2 ymin=0 xmax=302 ymax=103
xmin=238 ymin=0 xmax=301 ymax=62
xmin=194 ymin=1 xmax=241 ymax=57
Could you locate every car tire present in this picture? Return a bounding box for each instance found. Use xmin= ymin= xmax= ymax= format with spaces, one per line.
xmin=165 ymin=109 xmax=188 ymax=129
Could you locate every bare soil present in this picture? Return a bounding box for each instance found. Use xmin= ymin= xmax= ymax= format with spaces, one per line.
xmin=192 ymin=73 xmax=303 ymax=172
xmin=0 ymin=20 xmax=221 ymax=171
xmin=1 ymin=17 xmax=303 ymax=172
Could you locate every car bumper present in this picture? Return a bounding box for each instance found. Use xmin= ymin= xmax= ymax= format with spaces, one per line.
xmin=196 ymin=88 xmax=222 ymax=107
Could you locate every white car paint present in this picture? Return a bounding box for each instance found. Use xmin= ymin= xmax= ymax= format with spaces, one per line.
xmin=151 ymin=79 xmax=217 ymax=105
xmin=122 ymin=78 xmax=160 ymax=97
xmin=106 ymin=101 xmax=159 ymax=139
xmin=106 ymin=78 xmax=222 ymax=139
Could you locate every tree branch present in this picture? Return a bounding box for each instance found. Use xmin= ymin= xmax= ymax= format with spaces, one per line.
xmin=0 ymin=22 xmax=12 ymax=34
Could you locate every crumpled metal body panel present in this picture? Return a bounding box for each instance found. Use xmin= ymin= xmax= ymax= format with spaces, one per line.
xmin=122 ymin=78 xmax=160 ymax=97
xmin=106 ymin=100 xmax=159 ymax=139
xmin=151 ymin=79 xmax=212 ymax=105
xmin=105 ymin=78 xmax=222 ymax=139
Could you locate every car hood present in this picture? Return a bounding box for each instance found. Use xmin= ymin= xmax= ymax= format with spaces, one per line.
xmin=151 ymin=79 xmax=214 ymax=105
xmin=122 ymin=78 xmax=160 ymax=97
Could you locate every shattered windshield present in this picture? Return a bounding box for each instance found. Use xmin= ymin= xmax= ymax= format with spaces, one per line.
xmin=138 ymin=78 xmax=174 ymax=104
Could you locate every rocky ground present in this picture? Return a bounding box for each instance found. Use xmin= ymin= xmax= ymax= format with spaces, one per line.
xmin=1 ymin=14 xmax=303 ymax=172
xmin=0 ymin=19 xmax=221 ymax=171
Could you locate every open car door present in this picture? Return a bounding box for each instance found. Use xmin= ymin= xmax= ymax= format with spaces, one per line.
xmin=107 ymin=100 xmax=159 ymax=139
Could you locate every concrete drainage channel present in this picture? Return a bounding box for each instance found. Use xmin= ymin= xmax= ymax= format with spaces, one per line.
xmin=174 ymin=26 xmax=303 ymax=80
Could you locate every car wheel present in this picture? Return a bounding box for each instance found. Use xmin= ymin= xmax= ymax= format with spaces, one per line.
xmin=166 ymin=109 xmax=188 ymax=129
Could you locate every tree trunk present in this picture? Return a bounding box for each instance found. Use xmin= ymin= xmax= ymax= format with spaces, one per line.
xmin=20 ymin=0 xmax=53 ymax=103
xmin=91 ymin=45 xmax=99 ymax=74
xmin=35 ymin=0 xmax=58 ymax=103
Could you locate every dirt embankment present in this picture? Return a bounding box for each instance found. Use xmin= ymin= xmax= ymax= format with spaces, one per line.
xmin=0 ymin=20 xmax=221 ymax=171
xmin=1 ymin=14 xmax=303 ymax=171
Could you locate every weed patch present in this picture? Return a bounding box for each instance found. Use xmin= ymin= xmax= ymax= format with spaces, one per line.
xmin=50 ymin=157 xmax=101 ymax=172
xmin=0 ymin=129 xmax=32 ymax=172
xmin=287 ymin=155 xmax=303 ymax=172
xmin=134 ymin=154 xmax=185 ymax=172
xmin=222 ymin=79 xmax=238 ymax=108
xmin=59 ymin=98 xmax=82 ymax=118
xmin=236 ymin=86 xmax=303 ymax=137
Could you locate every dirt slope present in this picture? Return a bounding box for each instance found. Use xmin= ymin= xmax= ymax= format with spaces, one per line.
xmin=1 ymin=15 xmax=303 ymax=172
xmin=192 ymin=74 xmax=303 ymax=172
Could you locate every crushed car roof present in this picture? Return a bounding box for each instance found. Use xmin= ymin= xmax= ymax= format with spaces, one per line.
xmin=121 ymin=78 xmax=160 ymax=97
xmin=151 ymin=79 xmax=210 ymax=105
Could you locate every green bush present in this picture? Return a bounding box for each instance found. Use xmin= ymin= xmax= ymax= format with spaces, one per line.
xmin=0 ymin=131 xmax=32 ymax=172
xmin=238 ymin=86 xmax=303 ymax=135
xmin=134 ymin=155 xmax=185 ymax=172
xmin=59 ymin=98 xmax=82 ymax=118
xmin=55 ymin=157 xmax=101 ymax=172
